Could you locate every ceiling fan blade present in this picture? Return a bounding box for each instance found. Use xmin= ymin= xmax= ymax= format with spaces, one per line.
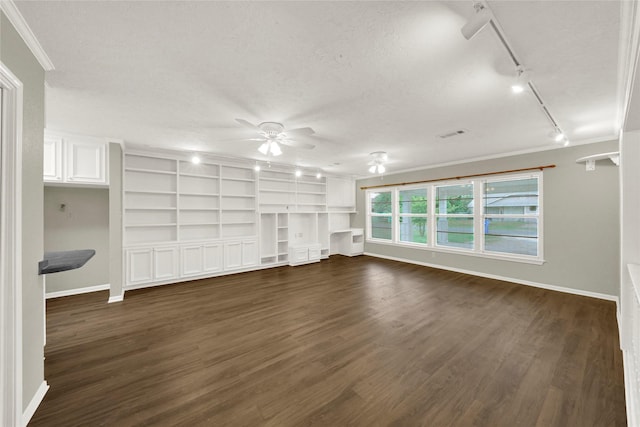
xmin=279 ymin=139 xmax=315 ymax=150
xmin=285 ymin=127 xmax=315 ymax=136
xmin=235 ymin=118 xmax=260 ymax=130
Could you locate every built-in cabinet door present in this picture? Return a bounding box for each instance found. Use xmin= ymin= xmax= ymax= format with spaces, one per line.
xmin=224 ymin=241 xmax=242 ymax=270
xmin=291 ymin=247 xmax=308 ymax=264
xmin=154 ymin=247 xmax=178 ymax=280
xmin=43 ymin=137 xmax=63 ymax=182
xmin=203 ymin=243 xmax=222 ymax=273
xmin=308 ymin=246 xmax=321 ymax=261
xmin=127 ymin=249 xmax=153 ymax=284
xmin=181 ymin=245 xmax=203 ymax=276
xmin=66 ymin=139 xmax=107 ymax=184
xmin=242 ymin=240 xmax=258 ymax=267
xmin=327 ymin=177 xmax=355 ymax=208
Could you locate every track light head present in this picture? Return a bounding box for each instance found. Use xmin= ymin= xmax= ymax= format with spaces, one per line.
xmin=461 ymin=3 xmax=492 ymax=40
xmin=511 ymin=66 xmax=529 ymax=94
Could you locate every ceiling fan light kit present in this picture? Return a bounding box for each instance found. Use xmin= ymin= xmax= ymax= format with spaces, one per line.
xmin=368 ymin=151 xmax=388 ymax=174
xmin=235 ymin=118 xmax=316 ymax=157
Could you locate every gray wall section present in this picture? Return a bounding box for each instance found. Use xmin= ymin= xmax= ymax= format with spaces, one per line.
xmin=109 ymin=142 xmax=123 ymax=299
xmin=355 ymin=140 xmax=620 ymax=297
xmin=1 ymin=12 xmax=46 ymax=410
xmin=43 ymin=187 xmax=110 ymax=293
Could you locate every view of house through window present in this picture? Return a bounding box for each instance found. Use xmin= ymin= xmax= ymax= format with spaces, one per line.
xmin=365 ymin=172 xmax=542 ymax=262
xmin=436 ymin=184 xmax=474 ymax=250
xmin=483 ymin=177 xmax=539 ymax=256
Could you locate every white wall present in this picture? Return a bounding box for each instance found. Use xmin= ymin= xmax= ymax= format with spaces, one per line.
xmin=1 ymin=10 xmax=46 ymax=415
xmin=44 ymin=187 xmax=110 ymax=294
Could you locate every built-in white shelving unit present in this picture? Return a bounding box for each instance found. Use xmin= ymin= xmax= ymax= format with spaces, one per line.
xmin=123 ymin=151 xmax=356 ymax=290
xmin=258 ymin=169 xmax=327 ymax=212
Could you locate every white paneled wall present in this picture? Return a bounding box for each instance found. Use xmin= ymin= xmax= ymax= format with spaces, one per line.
xmin=621 ymin=130 xmax=640 ymax=426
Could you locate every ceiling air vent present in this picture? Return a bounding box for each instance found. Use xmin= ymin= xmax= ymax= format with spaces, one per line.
xmin=438 ymin=129 xmax=467 ymax=139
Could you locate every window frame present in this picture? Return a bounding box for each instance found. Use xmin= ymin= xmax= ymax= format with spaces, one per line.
xmin=366 ymin=189 xmax=394 ymax=242
xmin=364 ymin=172 xmax=544 ymax=264
xmin=397 ymin=185 xmax=429 ymax=247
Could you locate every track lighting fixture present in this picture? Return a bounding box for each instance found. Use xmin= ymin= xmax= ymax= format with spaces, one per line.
xmin=511 ymin=66 xmax=529 ymax=94
xmin=462 ymin=2 xmax=568 ymax=152
xmin=551 ymin=128 xmax=569 ymax=146
xmin=461 ymin=2 xmax=492 ymax=40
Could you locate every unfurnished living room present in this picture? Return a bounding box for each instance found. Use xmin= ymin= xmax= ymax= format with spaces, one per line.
xmin=1 ymin=1 xmax=640 ymax=426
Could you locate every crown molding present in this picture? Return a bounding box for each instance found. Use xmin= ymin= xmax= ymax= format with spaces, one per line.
xmin=617 ymin=0 xmax=640 ymax=132
xmin=0 ymin=0 xmax=54 ymax=71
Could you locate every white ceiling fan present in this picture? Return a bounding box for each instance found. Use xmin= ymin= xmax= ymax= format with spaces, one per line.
xmin=235 ymin=119 xmax=316 ymax=156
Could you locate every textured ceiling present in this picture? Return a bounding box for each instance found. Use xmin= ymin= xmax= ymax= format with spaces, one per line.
xmin=16 ymin=1 xmax=622 ymax=176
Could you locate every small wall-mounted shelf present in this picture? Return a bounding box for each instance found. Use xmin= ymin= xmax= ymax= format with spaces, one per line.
xmin=576 ymin=151 xmax=620 ymax=171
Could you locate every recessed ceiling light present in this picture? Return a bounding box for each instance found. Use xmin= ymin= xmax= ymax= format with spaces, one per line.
xmin=254 ymin=163 xmax=261 ymax=172
xmin=316 ymin=172 xmax=322 ymax=179
xmin=191 ymin=155 xmax=201 ymax=164
xmin=295 ymin=169 xmax=302 ymax=177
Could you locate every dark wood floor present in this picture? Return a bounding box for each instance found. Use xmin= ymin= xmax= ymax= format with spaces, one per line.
xmin=29 ymin=255 xmax=625 ymax=426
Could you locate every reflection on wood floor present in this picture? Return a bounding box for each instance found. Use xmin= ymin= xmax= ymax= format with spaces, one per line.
xmin=29 ymin=255 xmax=625 ymax=426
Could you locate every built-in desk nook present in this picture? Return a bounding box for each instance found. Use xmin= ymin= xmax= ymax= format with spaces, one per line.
xmin=329 ymin=228 xmax=364 ymax=257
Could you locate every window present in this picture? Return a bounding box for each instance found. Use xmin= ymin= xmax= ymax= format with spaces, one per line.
xmin=365 ymin=172 xmax=543 ymax=263
xmin=435 ymin=183 xmax=474 ymax=250
xmin=398 ymin=188 xmax=428 ymax=244
xmin=368 ymin=191 xmax=392 ymax=240
xmin=483 ymin=177 xmax=539 ymax=257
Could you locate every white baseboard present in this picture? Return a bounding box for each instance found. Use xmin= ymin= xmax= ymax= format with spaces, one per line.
xmin=22 ymin=380 xmax=49 ymax=427
xmin=45 ymin=283 xmax=109 ymax=299
xmin=108 ymin=293 xmax=124 ymax=303
xmin=364 ymin=252 xmax=619 ymax=302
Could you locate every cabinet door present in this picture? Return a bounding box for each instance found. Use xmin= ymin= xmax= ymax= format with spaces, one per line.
xmin=308 ymin=246 xmax=321 ymax=261
xmin=154 ymin=247 xmax=178 ymax=280
xmin=181 ymin=245 xmax=203 ymax=277
xmin=43 ymin=137 xmax=63 ymax=182
xmin=66 ymin=140 xmax=107 ymax=184
xmin=242 ymin=240 xmax=258 ymax=267
xmin=327 ymin=177 xmax=354 ymax=208
xmin=127 ymin=248 xmax=153 ymax=285
xmin=203 ymin=243 xmax=222 ymax=273
xmin=291 ymin=247 xmax=309 ymax=264
xmin=224 ymin=241 xmax=242 ymax=270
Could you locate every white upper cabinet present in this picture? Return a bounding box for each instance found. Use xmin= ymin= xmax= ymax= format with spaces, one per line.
xmin=43 ymin=136 xmax=63 ymax=182
xmin=66 ymin=139 xmax=107 ymax=184
xmin=327 ymin=177 xmax=355 ymax=210
xmin=43 ymin=131 xmax=109 ymax=186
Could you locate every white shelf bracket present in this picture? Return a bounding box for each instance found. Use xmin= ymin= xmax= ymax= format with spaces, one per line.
xmin=576 ymin=151 xmax=620 ymax=171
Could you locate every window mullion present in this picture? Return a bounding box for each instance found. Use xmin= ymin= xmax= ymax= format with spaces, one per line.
xmin=474 ymin=179 xmax=483 ymax=252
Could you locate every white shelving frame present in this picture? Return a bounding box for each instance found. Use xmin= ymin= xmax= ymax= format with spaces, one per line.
xmin=122 ymin=150 xmax=356 ymax=289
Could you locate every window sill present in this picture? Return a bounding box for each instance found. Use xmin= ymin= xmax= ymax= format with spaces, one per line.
xmin=366 ymin=239 xmax=545 ymax=265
